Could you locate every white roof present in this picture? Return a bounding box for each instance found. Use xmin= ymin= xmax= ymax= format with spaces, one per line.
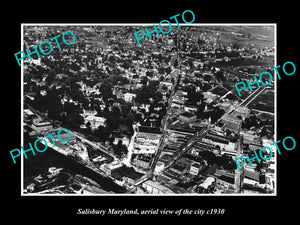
xmin=143 ymin=180 xmax=175 ymax=193
xmin=85 ymin=115 xmax=106 ymax=122
xmin=24 ymin=109 xmax=34 ymax=116
xmin=124 ymin=92 xmax=136 ymax=96
xmin=199 ymin=177 xmax=215 ymax=189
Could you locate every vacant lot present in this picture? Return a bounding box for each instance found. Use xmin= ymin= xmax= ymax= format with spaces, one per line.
xmin=247 ymin=88 xmax=275 ymax=113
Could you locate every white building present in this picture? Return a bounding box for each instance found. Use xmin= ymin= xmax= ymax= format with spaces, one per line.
xmin=134 ymin=126 xmax=162 ymax=154
xmin=154 ymin=161 xmax=165 ymax=174
xmin=189 ymin=162 xmax=202 ymax=175
xmin=160 ymin=81 xmax=173 ymax=91
xmin=202 ymin=132 xmax=236 ymax=154
xmin=199 ymin=177 xmax=215 ymax=189
xmin=32 ymin=120 xmax=53 ymax=133
xmin=100 ymin=161 xmax=123 ymax=175
xmin=265 ymin=172 xmax=275 ymax=192
xmin=84 ymin=115 xmax=106 ymax=129
xmin=142 ymin=180 xmax=175 ymax=194
xmin=262 ymin=138 xmax=276 ymax=162
xmin=124 ymin=93 xmax=136 ymax=103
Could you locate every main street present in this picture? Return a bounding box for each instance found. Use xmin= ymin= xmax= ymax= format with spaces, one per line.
xmin=149 ymin=34 xmax=181 ymax=172
xmin=149 ymin=67 xmax=179 ymax=171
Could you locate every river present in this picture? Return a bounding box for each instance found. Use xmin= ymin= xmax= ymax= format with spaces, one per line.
xmin=23 ymin=140 xmax=127 ymax=194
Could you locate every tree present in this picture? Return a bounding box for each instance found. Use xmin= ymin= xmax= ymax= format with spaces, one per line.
xmin=211 ymin=106 xmax=225 ymax=123
xmin=99 ymin=83 xmax=113 ymax=102
xmin=125 ymin=112 xmax=134 ymax=126
xmin=232 ymin=42 xmax=240 ymax=50
xmin=113 ymin=140 xmax=128 ymax=157
xmin=182 ymin=77 xmax=189 ymax=84
xmin=94 ymin=125 xmax=110 ymax=142
xmin=70 ymin=62 xmax=81 ymax=71
xmin=140 ymin=76 xmax=148 ymax=85
xmin=214 ymin=71 xmax=224 ymax=81
xmin=109 ymin=75 xmax=129 ymax=86
xmin=146 ymin=71 xmax=154 ymax=77
xmin=255 ymin=162 xmax=263 ymax=173
xmin=65 ymin=113 xmax=84 ymax=130
xmin=86 ymin=121 xmax=91 ymax=129
xmin=47 ymin=68 xmax=55 ymax=77
xmin=204 ymin=74 xmax=212 ymax=82
xmin=165 ymin=66 xmax=172 ymax=75
xmin=106 ymin=116 xmax=120 ymax=132
xmin=120 ymin=103 xmax=132 ymax=118
xmin=199 ymin=150 xmax=216 ymax=164
xmin=161 ymin=85 xmax=168 ymax=92
xmin=112 ymin=106 xmax=121 ymax=121
xmin=54 ymin=65 xmax=62 ymax=74
xmin=196 ymin=104 xmax=206 ymax=119
xmin=173 ymin=59 xmax=178 ymax=68
xmin=158 ymin=67 xmax=165 ymax=75
xmin=44 ymin=88 xmax=63 ymax=120
xmin=133 ymin=112 xmax=143 ymax=123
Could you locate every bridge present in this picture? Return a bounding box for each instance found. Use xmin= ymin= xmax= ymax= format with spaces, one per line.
xmin=239 ymin=86 xmax=268 ymax=108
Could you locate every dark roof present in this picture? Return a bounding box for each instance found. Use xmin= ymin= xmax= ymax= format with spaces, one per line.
xmin=137 ymin=154 xmax=152 ymax=162
xmin=170 ymin=127 xmax=196 ymax=135
xmin=111 ymin=165 xmax=135 ymax=178
xmin=217 ymin=175 xmax=235 ymax=184
xmin=244 ymin=169 xmax=261 ymax=181
xmin=180 ymin=111 xmax=195 ymax=118
xmin=158 ymin=155 xmax=173 ymax=163
xmin=138 ymin=126 xmax=162 ymax=134
xmin=124 ymin=171 xmax=144 ymax=180
xmin=191 ymin=162 xmax=201 ymax=168
xmin=204 ymin=163 xmax=218 ymax=175
xmin=172 ymin=164 xmax=186 ymax=172
xmin=207 ymin=131 xmax=237 ymax=142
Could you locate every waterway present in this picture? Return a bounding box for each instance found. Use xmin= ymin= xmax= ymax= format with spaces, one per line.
xmin=23 ymin=140 xmax=127 ymax=194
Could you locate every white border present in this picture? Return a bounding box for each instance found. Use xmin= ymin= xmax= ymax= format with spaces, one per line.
xmin=21 ymin=23 xmax=277 ymax=196
xmin=21 ymin=24 xmax=24 ymax=195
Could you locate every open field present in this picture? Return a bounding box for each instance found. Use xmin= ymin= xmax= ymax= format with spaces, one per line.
xmin=212 ymin=26 xmax=275 ymax=49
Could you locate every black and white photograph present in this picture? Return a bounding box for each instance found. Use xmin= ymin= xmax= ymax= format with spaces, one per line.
xmin=3 ymin=3 xmax=298 ymax=221
xmin=21 ymin=24 xmax=276 ymax=195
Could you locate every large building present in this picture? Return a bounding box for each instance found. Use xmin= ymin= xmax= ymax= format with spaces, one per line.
xmin=197 ymin=177 xmax=215 ymax=193
xmin=133 ymin=154 xmax=152 ymax=169
xmin=231 ymin=106 xmax=251 ymax=119
xmin=178 ymin=112 xmax=197 ymax=123
xmin=142 ymin=180 xmax=175 ymax=194
xmin=124 ymin=172 xmax=144 ymax=186
xmin=32 ymin=119 xmax=53 ymax=133
xmin=154 ymin=161 xmax=165 ymax=174
xmin=244 ymin=167 xmax=265 ymax=183
xmin=221 ymin=114 xmax=242 ymax=133
xmin=134 ymin=126 xmax=162 ymax=154
xmin=214 ymin=170 xmax=235 ymax=190
xmin=101 ymin=161 xmax=123 ymax=175
xmin=169 ymin=164 xmax=187 ymax=178
xmin=189 ymin=162 xmax=203 ymax=176
xmin=202 ymin=131 xmax=237 ymax=154
xmin=111 ymin=165 xmax=135 ymax=180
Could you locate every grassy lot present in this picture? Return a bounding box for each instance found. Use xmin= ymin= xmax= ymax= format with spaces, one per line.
xmin=247 ymin=87 xmax=275 ymax=113
xmin=213 ymin=26 xmax=275 ymax=49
